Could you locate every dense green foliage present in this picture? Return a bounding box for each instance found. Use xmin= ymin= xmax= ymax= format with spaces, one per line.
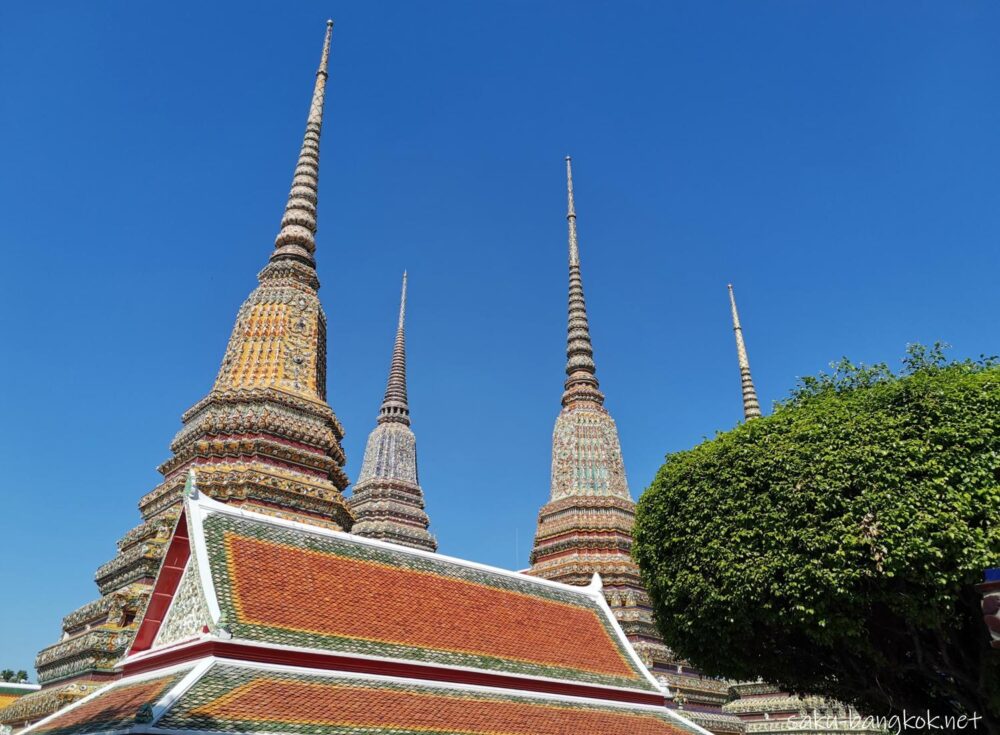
xmin=0 ymin=670 xmax=28 ymax=683
xmin=634 ymin=345 xmax=1000 ymax=726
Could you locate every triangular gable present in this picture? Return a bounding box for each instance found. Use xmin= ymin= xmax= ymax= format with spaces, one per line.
xmin=150 ymin=539 xmax=213 ymax=650
xmin=130 ymin=475 xmax=221 ymax=656
xmin=128 ymin=510 xmax=190 ymax=654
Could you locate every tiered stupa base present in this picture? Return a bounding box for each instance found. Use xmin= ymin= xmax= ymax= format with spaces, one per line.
xmin=723 ymin=682 xmax=882 ymax=734
xmin=530 ymin=498 xmax=743 ymax=735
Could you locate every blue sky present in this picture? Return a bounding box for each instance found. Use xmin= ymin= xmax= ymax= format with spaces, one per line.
xmin=1 ymin=2 xmax=999 ymax=676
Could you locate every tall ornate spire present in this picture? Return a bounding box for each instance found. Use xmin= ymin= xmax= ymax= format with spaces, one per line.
xmin=728 ymin=284 xmax=762 ymax=420
xmin=378 ymin=271 xmax=410 ymax=425
xmin=211 ymin=21 xmax=342 ymax=405
xmin=529 ymin=157 xmax=685 ymax=699
xmin=155 ymin=18 xmax=353 ymax=526
xmin=8 ymin=22 xmax=353 ymax=732
xmin=562 ymin=156 xmax=604 ymax=408
xmin=350 ymin=273 xmax=436 ymax=552
xmin=269 ymin=20 xmax=334 ymax=271
xmin=529 ymin=158 xmax=728 ymax=721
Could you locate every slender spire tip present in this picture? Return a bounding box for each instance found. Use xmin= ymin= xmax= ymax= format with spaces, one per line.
xmin=267 ymin=21 xmax=335 ymax=274
xmin=398 ymin=270 xmax=408 ymax=330
xmin=565 ymin=156 xmax=578 ymax=260
xmin=326 ymin=19 xmax=334 ymax=27
xmin=728 ymin=284 xmax=762 ymax=420
xmin=379 ymin=272 xmax=411 ymax=424
xmin=560 ymin=157 xmax=601 ymax=407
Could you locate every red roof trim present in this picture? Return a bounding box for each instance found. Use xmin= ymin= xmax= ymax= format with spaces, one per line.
xmin=129 ymin=510 xmax=191 ymax=654
xmin=122 ymin=640 xmax=666 ymax=707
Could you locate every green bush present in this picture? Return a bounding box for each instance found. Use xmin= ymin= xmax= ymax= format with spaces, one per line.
xmin=634 ymin=345 xmax=1000 ymax=726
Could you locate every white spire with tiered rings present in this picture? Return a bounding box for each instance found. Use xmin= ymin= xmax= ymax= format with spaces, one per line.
xmin=728 ymin=284 xmax=762 ymax=420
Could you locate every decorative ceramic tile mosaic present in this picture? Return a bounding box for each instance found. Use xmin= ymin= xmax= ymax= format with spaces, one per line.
xmin=203 ymin=511 xmax=654 ymax=691
xmin=159 ymin=664 xmax=696 ymax=735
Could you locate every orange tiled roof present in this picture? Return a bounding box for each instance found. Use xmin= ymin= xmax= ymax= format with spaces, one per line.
xmin=30 ymin=671 xmax=188 ymax=735
xmin=23 ymin=663 xmax=701 ymax=735
xmin=155 ymin=663 xmax=700 ymax=735
xmin=201 ymin=505 xmax=655 ymax=691
xmin=43 ymin=661 xmax=703 ymax=735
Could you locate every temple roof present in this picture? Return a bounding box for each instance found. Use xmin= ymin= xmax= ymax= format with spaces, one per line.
xmin=0 ymin=683 xmax=40 ymax=695
xmin=0 ymin=682 xmax=41 ymax=711
xmin=121 ymin=483 xmax=661 ymax=696
xmin=20 ymin=480 xmax=714 ymax=735
xmin=25 ymin=661 xmax=703 ymax=735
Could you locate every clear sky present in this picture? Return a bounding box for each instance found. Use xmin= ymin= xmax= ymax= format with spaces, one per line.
xmin=1 ymin=2 xmax=998 ymax=677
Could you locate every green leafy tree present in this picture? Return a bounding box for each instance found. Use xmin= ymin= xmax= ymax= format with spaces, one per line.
xmin=0 ymin=670 xmax=29 ymax=683
xmin=634 ymin=345 xmax=1000 ymax=731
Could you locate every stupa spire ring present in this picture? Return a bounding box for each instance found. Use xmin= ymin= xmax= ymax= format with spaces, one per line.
xmin=378 ymin=271 xmax=411 ymax=425
xmin=728 ymin=284 xmax=762 ymax=420
xmin=270 ymin=20 xmax=335 ymax=269
xmin=562 ymin=156 xmax=603 ymax=407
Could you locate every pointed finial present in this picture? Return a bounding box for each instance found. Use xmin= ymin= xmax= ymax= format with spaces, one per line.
xmin=587 ymin=572 xmax=604 ymax=593
xmin=378 ymin=271 xmax=411 ymax=425
xmin=398 ymin=270 xmax=408 ymax=331
xmin=561 ymin=157 xmax=603 ymax=408
xmin=728 ymin=284 xmax=762 ymax=420
xmin=268 ymin=21 xmax=336 ymax=272
xmin=565 ymin=156 xmax=579 ymax=266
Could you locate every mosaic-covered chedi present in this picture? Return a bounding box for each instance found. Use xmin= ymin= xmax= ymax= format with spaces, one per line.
xmin=349 ymin=272 xmax=437 ymax=552
xmin=17 ymin=484 xmax=709 ymax=735
xmin=1 ymin=18 xmax=886 ymax=735
xmin=527 ymin=159 xmax=742 ymax=735
xmin=0 ymin=21 xmax=352 ymax=731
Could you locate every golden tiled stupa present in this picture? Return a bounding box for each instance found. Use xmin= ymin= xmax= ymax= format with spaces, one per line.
xmin=0 ymin=21 xmax=352 ymax=731
xmin=2 ymin=20 xmax=888 ymax=735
